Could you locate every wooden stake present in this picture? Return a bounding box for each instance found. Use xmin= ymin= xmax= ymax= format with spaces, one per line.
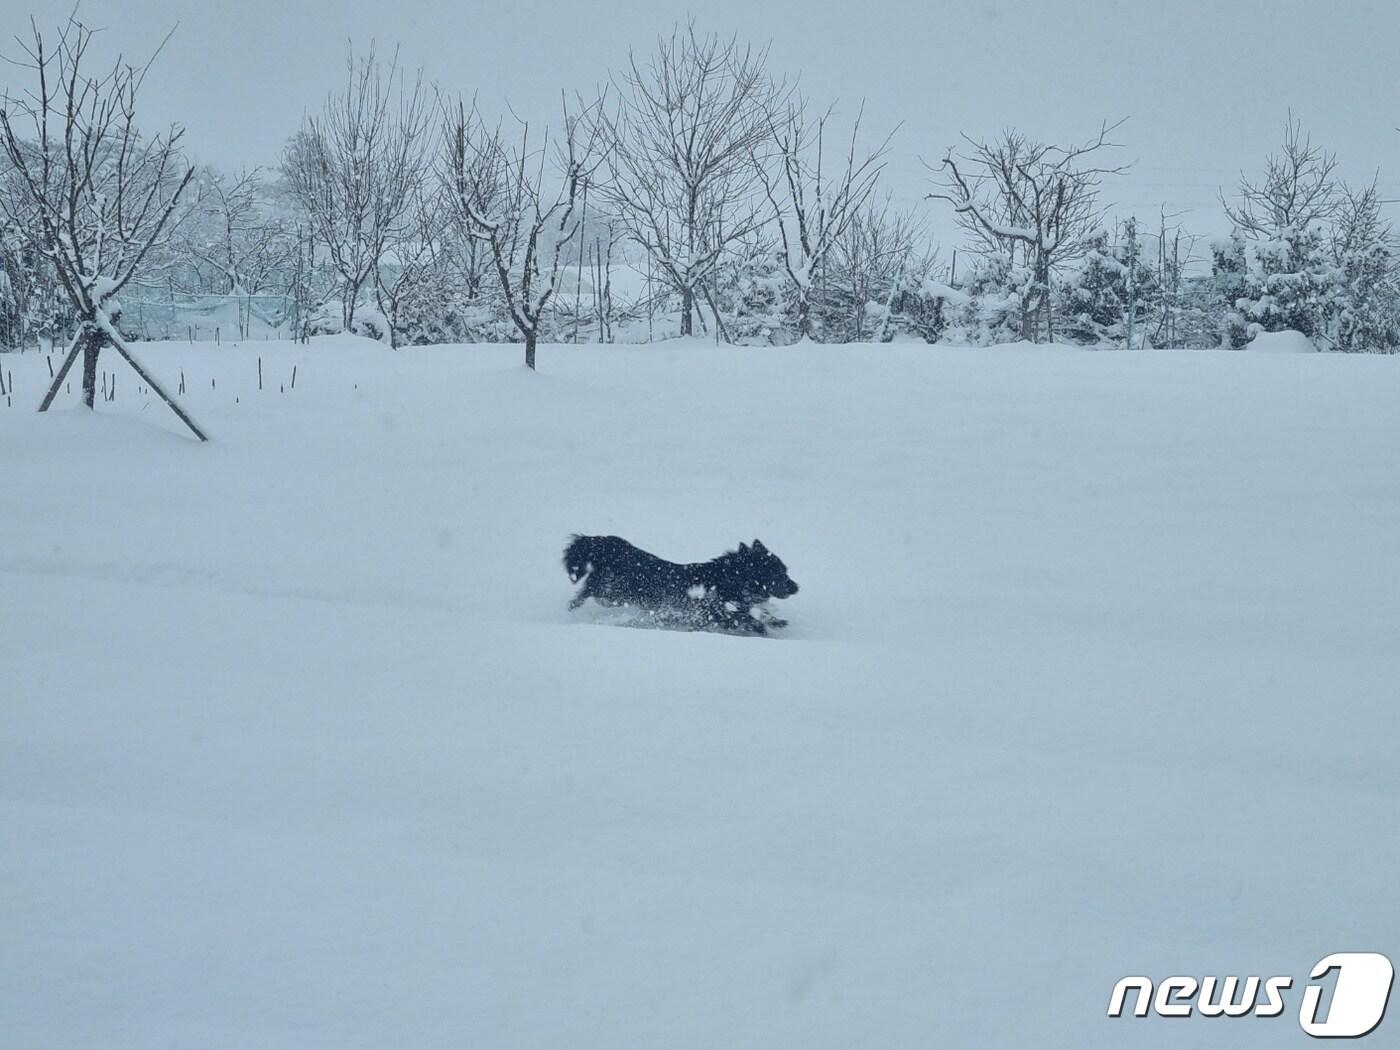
xmin=39 ymin=331 xmax=85 ymax=412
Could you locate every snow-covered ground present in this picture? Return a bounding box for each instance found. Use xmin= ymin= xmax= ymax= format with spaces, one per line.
xmin=3 ymin=336 xmax=1398 ymax=1049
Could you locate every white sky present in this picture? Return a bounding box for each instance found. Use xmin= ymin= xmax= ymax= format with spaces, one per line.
xmin=8 ymin=0 xmax=1400 ymax=261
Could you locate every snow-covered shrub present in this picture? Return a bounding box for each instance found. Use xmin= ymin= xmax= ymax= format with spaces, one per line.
xmin=942 ymin=252 xmax=1030 ymax=346
xmin=1211 ymin=120 xmax=1348 ymax=351
xmin=1324 ymin=185 xmax=1400 ymax=353
xmin=1056 ymin=223 xmax=1159 ymax=348
xmin=303 ymin=301 xmax=346 ymax=338
xmin=1240 ymin=226 xmax=1333 ymax=342
xmin=1209 ymin=225 xmax=1335 ymax=351
xmin=351 ymin=308 xmax=390 ymax=343
xmin=883 ymin=275 xmax=955 ymax=343
xmin=1209 ymin=233 xmax=1251 ymax=349
xmin=1059 ymin=231 xmax=1127 ymax=346
xmin=723 ymin=253 xmax=793 ymax=345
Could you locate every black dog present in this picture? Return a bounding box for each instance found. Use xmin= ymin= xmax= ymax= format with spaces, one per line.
xmin=563 ymin=535 xmax=798 ymax=635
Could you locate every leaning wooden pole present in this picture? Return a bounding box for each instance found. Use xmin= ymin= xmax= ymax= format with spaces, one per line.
xmin=36 ymin=330 xmax=86 ymax=413
xmin=97 ymin=317 xmax=209 ymax=442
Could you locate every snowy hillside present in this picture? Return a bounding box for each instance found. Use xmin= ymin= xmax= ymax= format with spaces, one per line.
xmin=3 ymin=337 xmax=1398 ymax=1049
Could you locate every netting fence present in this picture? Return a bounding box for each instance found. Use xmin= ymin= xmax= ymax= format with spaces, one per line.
xmin=117 ymin=284 xmax=299 ymax=342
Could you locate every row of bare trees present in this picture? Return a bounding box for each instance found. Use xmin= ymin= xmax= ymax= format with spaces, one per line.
xmin=5 ymin=12 xmax=1396 ymax=398
xmin=272 ymin=23 xmax=902 ymax=359
xmin=1 ymin=14 xmax=1117 ymax=378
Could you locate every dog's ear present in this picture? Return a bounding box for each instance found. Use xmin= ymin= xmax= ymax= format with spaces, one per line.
xmin=738 ymin=542 xmax=750 ymax=553
xmin=752 ymin=539 xmax=766 ymax=552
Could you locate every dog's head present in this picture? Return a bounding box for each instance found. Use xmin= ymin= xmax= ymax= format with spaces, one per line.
xmin=732 ymin=539 xmax=799 ymax=603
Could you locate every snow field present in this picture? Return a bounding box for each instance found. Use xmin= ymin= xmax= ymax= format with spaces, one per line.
xmin=2 ymin=336 xmax=1398 ymax=1048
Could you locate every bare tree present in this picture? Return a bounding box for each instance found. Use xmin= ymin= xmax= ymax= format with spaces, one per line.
xmin=438 ymin=92 xmax=505 ymax=309
xmin=754 ymin=98 xmax=893 ymax=340
xmin=178 ymin=166 xmax=297 ymax=337
xmin=594 ymin=24 xmax=782 ymax=337
xmin=831 ymin=197 xmax=925 ymax=342
xmin=0 ymin=16 xmax=204 ymax=438
xmin=1151 ymin=208 xmax=1203 ymax=349
xmin=1222 ymin=115 xmax=1340 ymax=238
xmin=441 ymin=98 xmax=598 ymax=369
xmin=281 ymin=46 xmax=430 ymax=333
xmin=371 ymin=180 xmax=447 ymax=347
xmin=588 ymin=217 xmax=622 ymax=343
xmin=928 ymin=121 xmax=1126 ymax=342
xmin=183 ymin=168 xmax=293 ymax=295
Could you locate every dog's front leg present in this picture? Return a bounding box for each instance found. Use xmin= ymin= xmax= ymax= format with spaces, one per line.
xmin=755 ymin=605 xmax=788 ymax=630
xmin=569 ymin=574 xmax=600 ymax=611
xmin=719 ymin=602 xmax=767 ymax=635
xmin=741 ymin=614 xmax=769 ymax=636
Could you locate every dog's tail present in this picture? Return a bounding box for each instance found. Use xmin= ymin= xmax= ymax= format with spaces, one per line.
xmin=563 ymin=534 xmax=594 ymax=584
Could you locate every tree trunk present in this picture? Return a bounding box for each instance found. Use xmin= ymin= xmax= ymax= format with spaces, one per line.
xmin=1021 ymin=297 xmax=1037 ymax=343
xmin=524 ymin=332 xmax=536 ymax=371
xmin=797 ymin=293 xmax=813 ymax=341
xmin=1038 ymin=260 xmax=1054 ymax=343
xmin=80 ymin=326 xmax=102 ymax=408
xmin=680 ymin=286 xmax=694 ymax=336
xmin=343 ymin=276 xmax=363 ymax=333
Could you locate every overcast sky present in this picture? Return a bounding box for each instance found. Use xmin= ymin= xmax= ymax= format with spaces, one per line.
xmin=8 ymin=0 xmax=1400 ymax=255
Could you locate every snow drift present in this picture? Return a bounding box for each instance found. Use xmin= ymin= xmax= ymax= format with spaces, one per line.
xmin=1248 ymin=328 xmax=1317 ymax=353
